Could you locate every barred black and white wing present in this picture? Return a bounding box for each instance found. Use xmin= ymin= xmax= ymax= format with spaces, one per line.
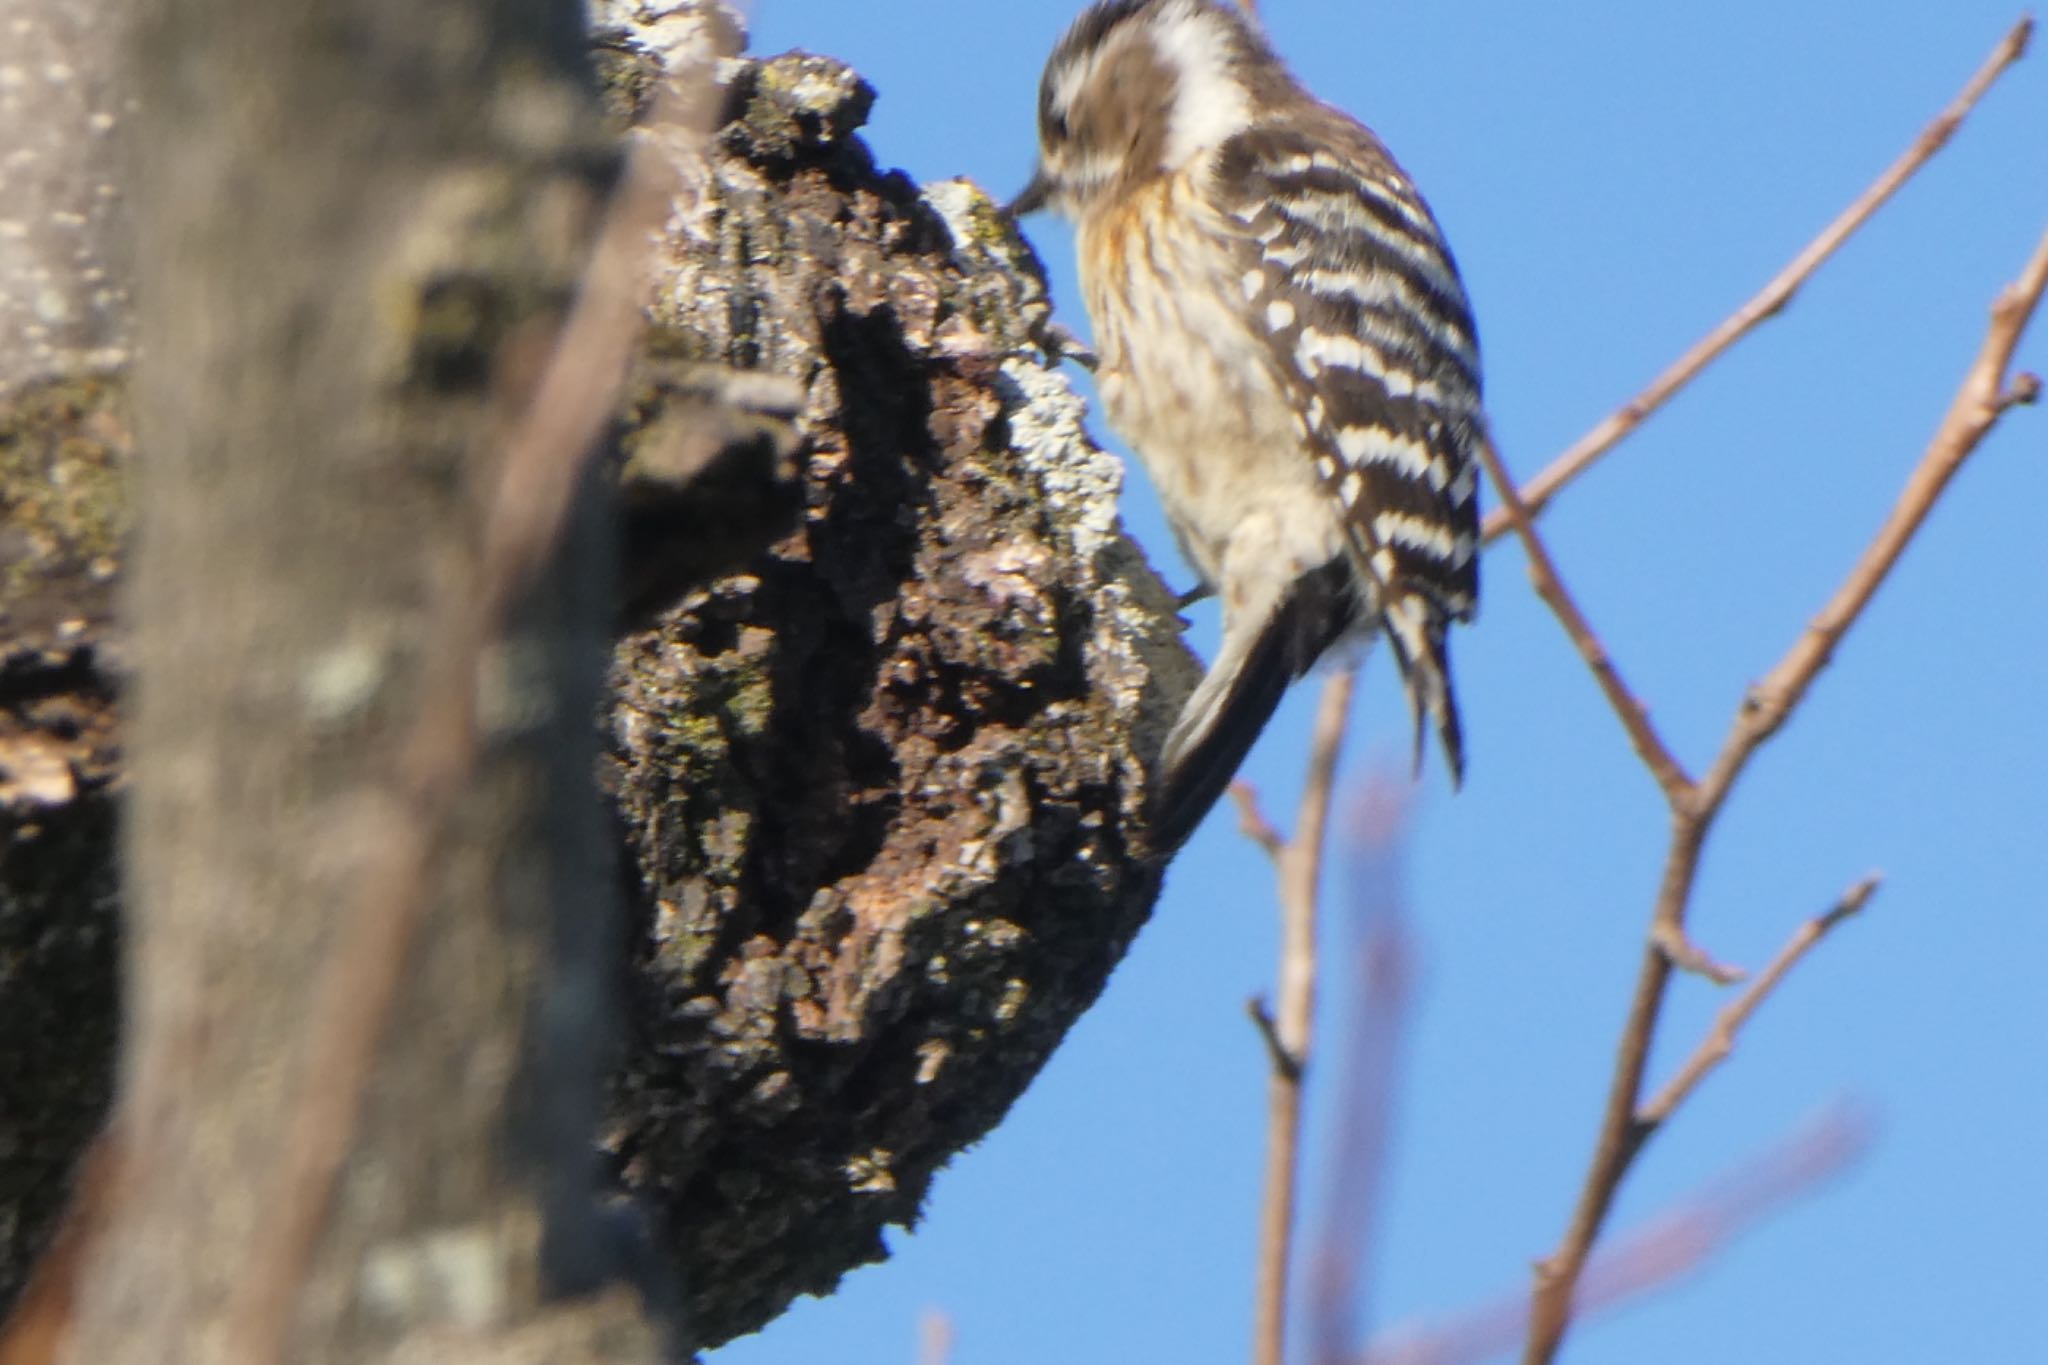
xmin=1216 ymin=115 xmax=1484 ymax=780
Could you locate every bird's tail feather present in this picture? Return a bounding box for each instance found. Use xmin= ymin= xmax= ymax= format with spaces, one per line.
xmin=1380 ymin=591 xmax=1465 ymax=787
xmin=1148 ymin=561 xmax=1357 ymax=854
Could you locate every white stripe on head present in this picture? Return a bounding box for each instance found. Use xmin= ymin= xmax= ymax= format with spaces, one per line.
xmin=1147 ymin=0 xmax=1253 ymax=170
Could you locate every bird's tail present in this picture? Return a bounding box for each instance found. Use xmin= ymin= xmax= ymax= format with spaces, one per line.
xmin=1379 ymin=590 xmax=1465 ymax=787
xmin=1148 ymin=561 xmax=1356 ymax=854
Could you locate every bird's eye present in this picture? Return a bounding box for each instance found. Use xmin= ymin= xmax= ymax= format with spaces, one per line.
xmin=1051 ymin=112 xmax=1070 ymax=142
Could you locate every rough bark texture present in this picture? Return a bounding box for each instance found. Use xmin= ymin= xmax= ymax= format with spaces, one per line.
xmin=0 ymin=2 xmax=1194 ymax=1353
xmin=594 ymin=16 xmax=1195 ymax=1345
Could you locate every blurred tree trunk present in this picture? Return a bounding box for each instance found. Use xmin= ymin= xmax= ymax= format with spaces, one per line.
xmin=0 ymin=0 xmax=1193 ymax=1356
xmin=53 ymin=0 xmax=650 ymax=1358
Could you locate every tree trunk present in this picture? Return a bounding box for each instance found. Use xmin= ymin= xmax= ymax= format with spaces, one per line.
xmin=0 ymin=2 xmax=1194 ymax=1354
xmin=63 ymin=0 xmax=644 ymax=1357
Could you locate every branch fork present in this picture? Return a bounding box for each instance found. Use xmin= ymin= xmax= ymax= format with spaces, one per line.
xmin=1492 ymin=19 xmax=2044 ymax=1362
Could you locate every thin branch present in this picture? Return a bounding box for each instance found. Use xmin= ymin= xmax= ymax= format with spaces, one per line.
xmin=1573 ymin=1104 xmax=1866 ymax=1302
xmin=1247 ymin=996 xmax=1299 ymax=1081
xmin=1286 ymin=670 xmax=1356 ymax=960
xmin=1474 ymin=435 xmax=1692 ymax=806
xmin=917 ymin=1309 xmax=955 ymax=1365
xmin=1251 ymin=667 xmax=1357 ymax=1365
xmin=1522 ymin=216 xmax=2048 ymax=1365
xmin=1995 ymin=368 xmax=2043 ymax=410
xmin=1307 ymin=792 xmax=1413 ymax=1365
xmin=1363 ymin=1106 xmax=1868 ymax=1365
xmin=1481 ymin=14 xmax=2034 ymax=544
xmin=226 ymin=79 xmax=714 ymax=1364
xmin=1640 ymin=877 xmax=1879 ymax=1126
xmin=1231 ymin=779 xmax=1289 ymax=862
xmin=1696 ymin=221 xmax=2048 ymax=815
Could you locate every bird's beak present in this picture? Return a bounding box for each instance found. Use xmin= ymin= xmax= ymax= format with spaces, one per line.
xmin=1007 ymin=167 xmax=1053 ymax=217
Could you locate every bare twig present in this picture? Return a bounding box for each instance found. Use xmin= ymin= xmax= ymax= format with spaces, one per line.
xmin=1696 ymin=222 xmax=2048 ymax=817
xmin=1285 ymin=671 xmax=1357 ymax=989
xmin=1364 ymin=1107 xmax=1868 ymax=1365
xmin=1250 ymin=667 xmax=1357 ymax=1365
xmin=917 ymin=1309 xmax=955 ymax=1365
xmin=1474 ymin=435 xmax=1692 ymax=806
xmin=1640 ymin=877 xmax=1879 ymax=1125
xmin=1222 ymin=17 xmax=2037 ymax=1365
xmin=1481 ymin=15 xmax=2034 ymax=544
xmin=1523 ymin=218 xmax=2048 ymax=1365
xmin=1247 ymin=996 xmax=1299 ymax=1081
xmin=1307 ymin=789 xmax=1412 ymax=1365
xmin=226 ymin=79 xmax=715 ymax=1364
xmin=1231 ymin=779 xmax=1288 ymax=861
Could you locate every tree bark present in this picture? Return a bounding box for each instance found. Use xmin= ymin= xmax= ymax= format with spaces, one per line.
xmin=0 ymin=0 xmax=133 ymax=392
xmin=59 ymin=0 xmax=639 ymax=1357
xmin=0 ymin=2 xmax=1195 ymax=1354
xmin=0 ymin=2 xmax=133 ymax=1320
xmin=592 ymin=13 xmax=1195 ymax=1342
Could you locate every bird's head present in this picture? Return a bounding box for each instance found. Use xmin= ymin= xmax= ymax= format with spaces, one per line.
xmin=1011 ymin=0 xmax=1274 ymax=218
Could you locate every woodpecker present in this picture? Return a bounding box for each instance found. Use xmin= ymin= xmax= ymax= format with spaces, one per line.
xmin=1012 ymin=0 xmax=1485 ymax=851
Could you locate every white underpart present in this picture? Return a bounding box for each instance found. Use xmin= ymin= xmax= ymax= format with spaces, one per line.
xmin=1149 ymin=0 xmax=1253 ymax=171
xmin=1081 ymin=176 xmax=1355 ymax=618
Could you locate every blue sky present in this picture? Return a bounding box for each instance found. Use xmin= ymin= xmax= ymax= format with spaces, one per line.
xmin=716 ymin=3 xmax=2048 ymax=1362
